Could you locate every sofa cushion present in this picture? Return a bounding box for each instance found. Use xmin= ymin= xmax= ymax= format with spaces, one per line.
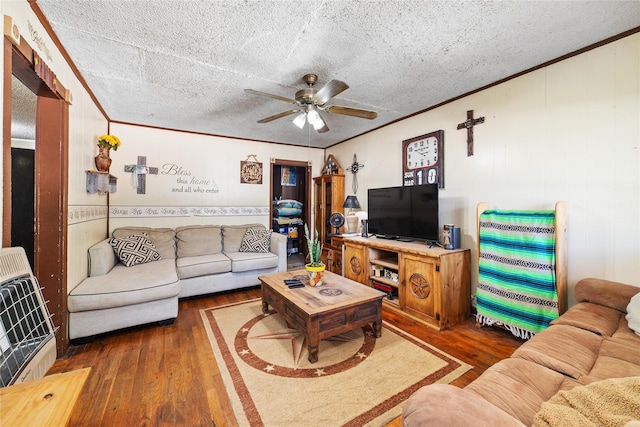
xmin=88 ymin=238 xmax=118 ymax=276
xmin=574 ymin=278 xmax=640 ymax=312
xmin=113 ymin=227 xmax=176 ymax=259
xmin=175 ymin=225 xmax=222 ymax=257
xmin=465 ymin=358 xmax=580 ymax=426
xmin=176 ymin=253 xmax=231 ymax=279
xmin=627 ymin=293 xmax=640 ymax=336
xmin=578 ymin=354 xmax=640 ymax=384
xmin=402 ymin=384 xmax=526 ymax=427
xmin=598 ymin=334 xmax=640 ymax=366
xmin=68 ymin=259 xmax=179 ymax=312
xmin=610 ymin=318 xmax=640 ymax=349
xmin=239 ymin=228 xmax=272 ymax=253
xmin=510 ymin=324 xmax=602 ymax=379
xmin=110 ymin=233 xmax=161 ymax=267
xmin=222 ymin=224 xmax=264 ymax=253
xmin=225 ymin=251 xmax=278 ymax=273
xmin=550 ymin=302 xmax=622 ymax=337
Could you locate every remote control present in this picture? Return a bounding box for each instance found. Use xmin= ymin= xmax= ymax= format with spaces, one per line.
xmin=288 ymin=283 xmax=305 ymax=289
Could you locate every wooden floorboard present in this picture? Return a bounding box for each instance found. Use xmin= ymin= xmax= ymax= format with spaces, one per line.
xmin=48 ymin=286 xmax=524 ymax=426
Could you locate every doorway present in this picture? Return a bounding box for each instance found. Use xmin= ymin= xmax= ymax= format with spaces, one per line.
xmin=10 ymin=74 xmax=37 ymax=269
xmin=270 ymin=160 xmax=311 ymax=270
xmin=4 ymin=36 xmax=70 ymax=356
xmin=11 ymin=147 xmax=35 ymax=268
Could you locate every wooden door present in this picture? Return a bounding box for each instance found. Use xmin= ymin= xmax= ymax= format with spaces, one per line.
xmin=343 ymin=243 xmax=367 ymax=284
xmin=402 ymin=254 xmax=439 ymax=325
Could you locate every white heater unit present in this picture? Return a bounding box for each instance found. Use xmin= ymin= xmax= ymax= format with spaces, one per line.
xmin=0 ymin=247 xmax=56 ymax=387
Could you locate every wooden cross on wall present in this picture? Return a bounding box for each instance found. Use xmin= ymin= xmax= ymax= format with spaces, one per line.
xmin=124 ymin=156 xmax=158 ymax=194
xmin=457 ymin=110 xmax=485 ymax=156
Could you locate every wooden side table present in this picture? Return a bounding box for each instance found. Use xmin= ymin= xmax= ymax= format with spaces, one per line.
xmin=0 ymin=368 xmax=90 ymax=426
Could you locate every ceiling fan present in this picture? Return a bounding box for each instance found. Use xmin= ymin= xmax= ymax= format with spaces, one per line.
xmin=245 ymin=73 xmax=377 ymax=133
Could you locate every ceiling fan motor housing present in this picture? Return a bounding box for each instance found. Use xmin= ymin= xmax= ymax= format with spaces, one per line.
xmin=296 ymin=87 xmax=317 ymax=105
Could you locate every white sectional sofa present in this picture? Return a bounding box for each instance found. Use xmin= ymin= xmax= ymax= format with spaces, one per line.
xmin=68 ymin=224 xmax=287 ymax=341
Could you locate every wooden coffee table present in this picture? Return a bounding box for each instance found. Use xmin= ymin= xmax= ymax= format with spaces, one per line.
xmin=259 ymin=269 xmax=385 ymax=363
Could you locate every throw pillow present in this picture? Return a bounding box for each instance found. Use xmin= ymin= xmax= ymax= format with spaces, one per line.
xmin=110 ymin=233 xmax=162 ymax=267
xmin=626 ymin=293 xmax=640 ymax=337
xmin=239 ymin=228 xmax=272 ymax=253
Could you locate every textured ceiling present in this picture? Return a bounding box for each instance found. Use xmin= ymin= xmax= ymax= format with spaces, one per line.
xmin=11 ymin=75 xmax=36 ymax=141
xmin=14 ymin=1 xmax=640 ymax=147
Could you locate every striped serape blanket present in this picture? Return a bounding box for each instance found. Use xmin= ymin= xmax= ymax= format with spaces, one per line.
xmin=476 ymin=209 xmax=559 ymax=339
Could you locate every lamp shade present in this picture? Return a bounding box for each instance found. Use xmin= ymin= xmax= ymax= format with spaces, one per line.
xmin=343 ymin=195 xmax=360 ymax=209
xmin=293 ymin=113 xmax=306 ymax=129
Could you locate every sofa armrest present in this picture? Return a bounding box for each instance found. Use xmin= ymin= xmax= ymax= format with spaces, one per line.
xmin=574 ymin=278 xmax=640 ymax=313
xmin=402 ymin=384 xmax=525 ymax=427
xmin=270 ymin=232 xmax=287 ymax=272
xmin=88 ymin=238 xmax=118 ymax=277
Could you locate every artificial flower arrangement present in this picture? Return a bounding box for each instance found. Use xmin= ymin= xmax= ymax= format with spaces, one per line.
xmin=97 ymin=134 xmax=121 ymax=151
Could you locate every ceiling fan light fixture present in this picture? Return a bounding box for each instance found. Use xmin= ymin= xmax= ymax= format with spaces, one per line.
xmin=307 ymin=109 xmax=326 ymax=130
xmin=312 ymin=119 xmax=325 ymax=131
xmin=293 ymin=113 xmax=306 ymax=129
xmin=311 ymin=115 xmax=326 ymax=131
xmin=307 ymin=109 xmax=320 ymax=123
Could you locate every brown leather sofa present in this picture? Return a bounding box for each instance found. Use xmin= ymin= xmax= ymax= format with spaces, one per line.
xmin=402 ymin=278 xmax=640 ymax=426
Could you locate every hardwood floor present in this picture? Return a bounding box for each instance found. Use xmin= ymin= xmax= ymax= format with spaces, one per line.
xmin=48 ymin=287 xmax=524 ymax=426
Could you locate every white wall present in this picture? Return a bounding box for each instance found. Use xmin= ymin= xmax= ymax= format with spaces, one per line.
xmin=108 ymin=123 xmax=325 ymax=230
xmin=330 ymin=33 xmax=640 ymax=306
xmin=1 ymin=1 xmax=110 ymax=294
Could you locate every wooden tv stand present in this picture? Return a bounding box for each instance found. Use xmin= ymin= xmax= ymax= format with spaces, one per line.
xmin=342 ymin=236 xmax=471 ymax=330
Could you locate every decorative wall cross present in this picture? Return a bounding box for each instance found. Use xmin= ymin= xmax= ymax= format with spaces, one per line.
xmin=346 ymin=154 xmax=365 ymax=194
xmin=457 ymin=110 xmax=485 ymax=156
xmin=124 ymin=156 xmax=158 ymax=194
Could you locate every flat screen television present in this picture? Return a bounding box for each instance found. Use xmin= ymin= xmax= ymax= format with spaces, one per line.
xmin=367 ymin=184 xmax=439 ymax=243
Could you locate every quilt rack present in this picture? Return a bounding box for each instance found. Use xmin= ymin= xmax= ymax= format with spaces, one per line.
xmin=475 ymin=201 xmax=567 ymax=339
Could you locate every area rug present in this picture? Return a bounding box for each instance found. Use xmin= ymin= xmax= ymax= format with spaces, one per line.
xmin=201 ymin=299 xmax=472 ymax=426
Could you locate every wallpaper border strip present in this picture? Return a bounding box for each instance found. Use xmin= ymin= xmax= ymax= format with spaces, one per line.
xmin=109 ymin=205 xmax=269 ymax=218
xmin=68 ymin=205 xmax=269 ymax=224
xmin=68 ymin=205 xmax=109 ymax=225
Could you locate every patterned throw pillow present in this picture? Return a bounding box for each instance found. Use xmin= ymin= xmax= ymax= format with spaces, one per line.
xmin=110 ymin=233 xmax=162 ymax=267
xmin=239 ymin=228 xmax=272 ymax=253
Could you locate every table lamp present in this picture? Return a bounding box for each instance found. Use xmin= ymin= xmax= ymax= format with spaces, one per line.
xmin=343 ymin=196 xmax=360 ymax=233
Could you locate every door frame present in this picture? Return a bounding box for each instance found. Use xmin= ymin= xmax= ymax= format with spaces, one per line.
xmin=269 ymin=158 xmax=312 ymax=256
xmin=3 ymin=35 xmax=70 ymax=356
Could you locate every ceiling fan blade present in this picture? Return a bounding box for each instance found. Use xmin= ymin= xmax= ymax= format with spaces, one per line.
xmin=245 ymin=88 xmax=297 ymax=105
xmin=257 ymin=110 xmax=299 ymax=123
xmin=325 ymin=105 xmax=377 ymax=120
xmin=316 ymin=122 xmax=330 ymax=133
xmin=315 ymin=80 xmax=349 ymax=105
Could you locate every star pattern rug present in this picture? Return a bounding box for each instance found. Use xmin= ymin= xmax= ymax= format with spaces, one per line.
xmin=201 ymin=299 xmax=472 ymax=426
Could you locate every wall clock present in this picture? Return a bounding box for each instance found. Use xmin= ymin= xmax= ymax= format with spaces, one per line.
xmin=402 ymin=130 xmax=444 ymax=188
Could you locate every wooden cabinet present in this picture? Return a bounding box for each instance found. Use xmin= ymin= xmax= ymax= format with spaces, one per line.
xmin=326 ymin=235 xmax=344 ymax=274
xmin=313 ymin=174 xmax=345 ymax=265
xmin=343 ymin=237 xmax=470 ymax=330
xmin=343 ymin=241 xmax=367 ymax=283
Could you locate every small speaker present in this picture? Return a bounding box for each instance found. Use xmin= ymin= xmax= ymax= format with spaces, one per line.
xmin=361 ymin=219 xmax=369 ymax=237
xmin=452 ymin=227 xmax=461 ymax=249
